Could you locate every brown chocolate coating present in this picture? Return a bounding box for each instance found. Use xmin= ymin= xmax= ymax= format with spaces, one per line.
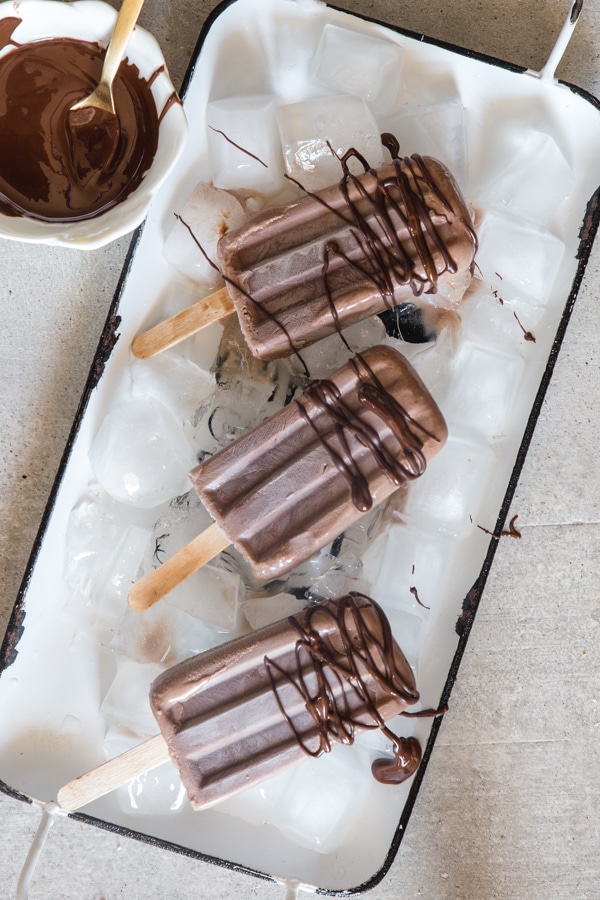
xmin=0 ymin=37 xmax=160 ymax=221
xmin=190 ymin=345 xmax=447 ymax=583
xmin=217 ymin=149 xmax=477 ymax=359
xmin=149 ymin=594 xmax=421 ymax=810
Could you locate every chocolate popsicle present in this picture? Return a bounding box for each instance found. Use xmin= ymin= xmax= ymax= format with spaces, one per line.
xmin=57 ymin=593 xmax=424 ymax=812
xmin=132 ymin=143 xmax=477 ymax=360
xmin=128 ymin=344 xmax=447 ymax=611
xmin=218 ymin=146 xmax=477 ymax=360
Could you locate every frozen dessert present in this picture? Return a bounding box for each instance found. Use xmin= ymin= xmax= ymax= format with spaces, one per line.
xmin=128 ymin=344 xmax=447 ymax=610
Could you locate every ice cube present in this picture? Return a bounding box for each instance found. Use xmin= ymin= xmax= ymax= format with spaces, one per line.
xmin=407 ymin=331 xmax=455 ymax=408
xmin=379 ymin=605 xmax=424 ymax=673
xmin=163 ymin=182 xmax=246 ymax=286
xmin=64 ymin=493 xmax=115 ymax=602
xmin=93 ymin=524 xmax=152 ymax=634
xmin=100 ymin=659 xmax=165 ymax=738
xmin=476 ymin=212 xmax=565 ymax=302
xmin=333 ymin=502 xmax=387 ymax=558
xmin=277 ymin=94 xmax=385 ymax=191
xmin=207 ymin=95 xmax=285 ymax=194
xmin=149 ymin=490 xmax=215 ymax=564
xmin=63 ymin=495 xmax=152 ymax=638
xmin=291 ymin=315 xmax=386 ymax=380
xmin=185 ymin=323 xmax=225 ymax=372
xmin=89 ymin=399 xmax=198 ymax=509
xmin=382 ymin=102 xmax=467 ymax=187
xmin=193 ymin=380 xmax=281 ymax=455
xmin=118 ymin=763 xmax=187 ymax=816
xmin=369 ymin=524 xmax=455 ymax=619
xmin=305 ymin=550 xmax=367 ymax=602
xmin=273 ymin=745 xmax=372 ymax=853
xmin=131 ymin=349 xmax=215 ymax=423
xmin=166 ymin=613 xmax=233 ymax=663
xmin=262 ymin=547 xmax=336 ymax=600
xmin=479 ymin=130 xmax=575 ymax=227
xmin=242 ymin=592 xmax=307 ymax=630
xmin=402 ymin=430 xmax=495 ymax=536
xmin=442 ymin=340 xmax=525 ymax=440
xmin=110 ymin=602 xmax=173 ymax=665
xmin=217 ymin=767 xmax=294 ymax=827
xmin=110 ymin=599 xmax=228 ymax=667
xmin=460 ymin=284 xmax=546 ymax=352
xmin=212 ymin=316 xmax=283 ymax=386
xmin=310 ymin=24 xmax=402 ymax=115
xmin=166 ymin=563 xmax=243 ymax=632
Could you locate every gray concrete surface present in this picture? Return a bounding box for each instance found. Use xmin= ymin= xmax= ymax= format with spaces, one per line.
xmin=1 ymin=0 xmax=599 ymax=897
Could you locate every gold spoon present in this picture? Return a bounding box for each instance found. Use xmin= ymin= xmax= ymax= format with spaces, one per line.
xmin=68 ymin=0 xmax=146 ymax=175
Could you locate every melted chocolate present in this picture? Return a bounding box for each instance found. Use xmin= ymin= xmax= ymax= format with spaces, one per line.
xmin=217 ymin=135 xmax=477 ymax=363
xmin=297 ymin=353 xmax=434 ymax=512
xmin=300 ymin=137 xmax=477 ymax=352
xmin=0 ymin=37 xmax=161 ymax=221
xmin=265 ymin=592 xmax=422 ymax=785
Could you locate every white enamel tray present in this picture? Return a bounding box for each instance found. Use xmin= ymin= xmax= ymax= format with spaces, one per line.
xmin=1 ymin=0 xmax=600 ymax=894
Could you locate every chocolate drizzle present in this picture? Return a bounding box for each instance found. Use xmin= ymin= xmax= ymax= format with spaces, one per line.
xmin=264 ymin=593 xmax=422 ymax=785
xmin=291 ymin=136 xmax=477 ymax=353
xmin=297 ymin=353 xmax=435 ymax=512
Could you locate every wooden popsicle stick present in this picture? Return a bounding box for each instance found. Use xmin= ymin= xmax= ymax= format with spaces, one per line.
xmin=128 ymin=521 xmax=231 ymax=612
xmin=132 ymin=286 xmax=234 ymax=359
xmin=57 ymin=734 xmax=169 ymax=812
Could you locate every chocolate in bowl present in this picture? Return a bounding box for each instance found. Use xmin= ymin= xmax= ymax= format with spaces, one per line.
xmin=0 ymin=0 xmax=186 ymax=248
xmin=0 ymin=34 xmax=160 ymax=222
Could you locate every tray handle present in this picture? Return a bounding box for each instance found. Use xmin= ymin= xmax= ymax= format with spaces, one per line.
xmin=536 ymin=0 xmax=583 ymax=82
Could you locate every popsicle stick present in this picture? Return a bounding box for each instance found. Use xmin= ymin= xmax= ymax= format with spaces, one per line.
xmin=57 ymin=734 xmax=169 ymax=812
xmin=132 ymin=286 xmax=234 ymax=359
xmin=128 ymin=521 xmax=231 ymax=612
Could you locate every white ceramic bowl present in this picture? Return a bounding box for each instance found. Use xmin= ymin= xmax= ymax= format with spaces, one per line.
xmin=0 ymin=0 xmax=187 ymax=249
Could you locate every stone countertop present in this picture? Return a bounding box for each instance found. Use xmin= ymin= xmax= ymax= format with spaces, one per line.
xmin=1 ymin=1 xmax=599 ymax=897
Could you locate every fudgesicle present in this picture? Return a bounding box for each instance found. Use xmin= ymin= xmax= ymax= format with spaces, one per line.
xmin=217 ymin=139 xmax=477 ymax=359
xmin=150 ymin=593 xmax=423 ymax=810
xmin=190 ymin=344 xmax=447 ymax=584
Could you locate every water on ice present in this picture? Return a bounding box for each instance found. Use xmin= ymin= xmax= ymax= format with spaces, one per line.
xmin=478 ymin=130 xmax=575 ymax=228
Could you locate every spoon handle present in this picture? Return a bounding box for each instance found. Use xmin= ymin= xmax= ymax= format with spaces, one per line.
xmin=101 ymin=0 xmax=146 ymax=88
